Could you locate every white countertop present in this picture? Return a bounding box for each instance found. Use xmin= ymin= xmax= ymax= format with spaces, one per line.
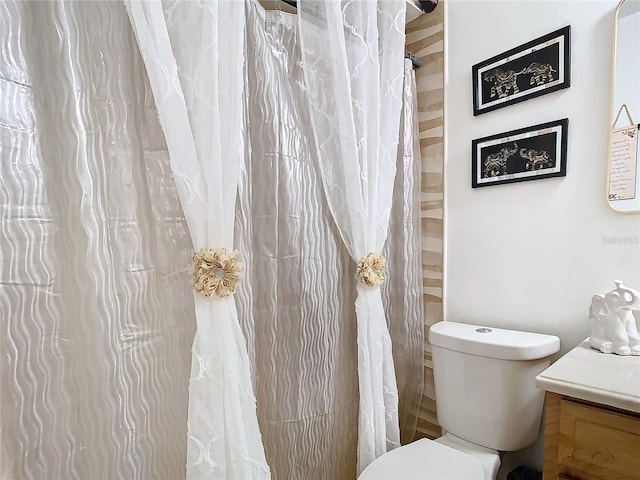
xmin=535 ymin=340 xmax=640 ymax=413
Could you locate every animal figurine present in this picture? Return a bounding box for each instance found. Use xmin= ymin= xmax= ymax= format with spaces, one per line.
xmin=589 ymin=280 xmax=640 ymax=355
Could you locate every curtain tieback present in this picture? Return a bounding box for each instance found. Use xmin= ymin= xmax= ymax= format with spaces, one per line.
xmin=356 ymin=252 xmax=387 ymax=287
xmin=193 ymin=248 xmax=242 ymax=298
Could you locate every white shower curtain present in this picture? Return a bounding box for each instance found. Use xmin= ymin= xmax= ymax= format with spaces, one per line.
xmin=124 ymin=2 xmax=270 ymax=478
xmin=237 ymin=4 xmax=423 ymax=478
xmin=1 ymin=2 xmax=423 ymax=479
xmin=1 ymin=2 xmax=194 ymax=478
xmin=382 ymin=58 xmax=425 ymax=449
xmin=298 ymin=1 xmax=408 ymax=473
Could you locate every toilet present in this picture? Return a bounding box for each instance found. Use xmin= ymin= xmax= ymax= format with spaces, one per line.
xmin=359 ymin=321 xmax=560 ymax=480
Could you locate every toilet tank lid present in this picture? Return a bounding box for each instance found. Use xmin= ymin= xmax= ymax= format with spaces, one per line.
xmin=429 ymin=321 xmax=560 ymax=360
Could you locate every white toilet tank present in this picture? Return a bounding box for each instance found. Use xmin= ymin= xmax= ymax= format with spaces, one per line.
xmin=429 ymin=321 xmax=560 ymax=452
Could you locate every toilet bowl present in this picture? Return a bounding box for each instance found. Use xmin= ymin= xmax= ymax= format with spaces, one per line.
xmin=358 ymin=321 xmax=560 ymax=480
xmin=359 ymin=433 xmax=499 ymax=479
xmin=434 ymin=433 xmax=500 ymax=479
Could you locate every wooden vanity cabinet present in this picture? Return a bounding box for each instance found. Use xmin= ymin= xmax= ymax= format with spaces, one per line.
xmin=543 ymin=392 xmax=640 ymax=480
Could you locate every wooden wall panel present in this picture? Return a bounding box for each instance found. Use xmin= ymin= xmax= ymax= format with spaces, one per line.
xmin=406 ymin=3 xmax=444 ymax=441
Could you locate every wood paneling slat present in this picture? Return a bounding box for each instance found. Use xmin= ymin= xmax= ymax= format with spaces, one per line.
xmin=406 ymin=3 xmax=444 ymax=442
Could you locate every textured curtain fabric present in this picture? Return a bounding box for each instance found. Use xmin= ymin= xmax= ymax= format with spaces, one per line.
xmin=238 ymin=5 xmax=423 ymax=479
xmin=1 ymin=2 xmax=194 ymax=478
xmin=298 ymin=0 xmax=408 ymax=473
xmin=2 ymin=2 xmax=422 ymax=479
xmin=382 ymin=59 xmax=425 ymax=446
xmin=238 ymin=4 xmax=359 ymax=479
xmin=124 ymin=2 xmax=270 ymax=478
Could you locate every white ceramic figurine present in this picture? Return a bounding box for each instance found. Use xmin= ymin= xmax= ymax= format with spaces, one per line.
xmin=589 ymin=280 xmax=640 ymax=355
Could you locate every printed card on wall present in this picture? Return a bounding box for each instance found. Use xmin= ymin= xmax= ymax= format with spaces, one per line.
xmin=609 ymin=125 xmax=639 ymax=201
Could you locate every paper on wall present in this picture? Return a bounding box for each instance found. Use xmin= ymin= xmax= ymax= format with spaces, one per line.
xmin=609 ymin=125 xmax=639 ymax=201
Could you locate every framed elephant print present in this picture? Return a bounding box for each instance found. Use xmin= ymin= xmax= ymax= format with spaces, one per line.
xmin=472 ymin=118 xmax=568 ymax=188
xmin=472 ymin=26 xmax=571 ymax=116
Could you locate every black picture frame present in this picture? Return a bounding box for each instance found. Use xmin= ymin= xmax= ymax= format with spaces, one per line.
xmin=472 ymin=26 xmax=571 ymax=116
xmin=472 ymin=119 xmax=568 ymax=188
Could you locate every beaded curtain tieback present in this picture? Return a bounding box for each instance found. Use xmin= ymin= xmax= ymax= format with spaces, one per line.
xmin=193 ymin=248 xmax=242 ymax=298
xmin=356 ymin=252 xmax=387 ymax=287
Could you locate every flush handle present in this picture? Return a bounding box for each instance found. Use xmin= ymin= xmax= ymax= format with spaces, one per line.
xmin=475 ymin=328 xmax=492 ymax=333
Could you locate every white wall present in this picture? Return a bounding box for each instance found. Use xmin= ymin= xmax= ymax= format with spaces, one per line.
xmin=444 ymin=0 xmax=640 ymax=476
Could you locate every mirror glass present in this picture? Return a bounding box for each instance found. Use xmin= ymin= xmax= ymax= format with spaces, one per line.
xmin=607 ymin=0 xmax=640 ymax=212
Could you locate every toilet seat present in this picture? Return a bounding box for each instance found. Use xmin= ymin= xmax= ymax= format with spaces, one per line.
xmin=358 ymin=438 xmax=485 ymax=479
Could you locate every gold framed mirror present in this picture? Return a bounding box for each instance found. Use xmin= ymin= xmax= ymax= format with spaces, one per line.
xmin=607 ymin=0 xmax=640 ymax=213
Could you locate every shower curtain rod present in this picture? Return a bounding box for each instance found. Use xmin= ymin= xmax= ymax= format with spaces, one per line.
xmin=280 ymin=0 xmax=438 ymax=14
xmin=404 ymin=52 xmax=422 ymax=69
xmin=278 ymin=0 xmax=437 ymax=69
